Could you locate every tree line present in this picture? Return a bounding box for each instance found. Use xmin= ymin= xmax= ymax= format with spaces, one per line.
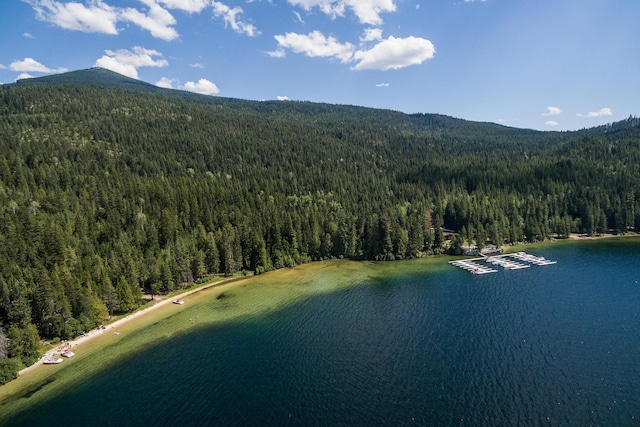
xmin=0 ymin=81 xmax=638 ymax=383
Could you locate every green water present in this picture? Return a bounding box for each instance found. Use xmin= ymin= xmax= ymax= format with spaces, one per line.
xmin=2 ymin=239 xmax=640 ymax=426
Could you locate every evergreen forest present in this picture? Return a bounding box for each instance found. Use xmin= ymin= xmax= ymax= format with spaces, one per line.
xmin=0 ymin=68 xmax=639 ymax=383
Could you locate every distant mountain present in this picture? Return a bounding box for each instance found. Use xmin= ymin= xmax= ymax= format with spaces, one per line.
xmin=9 ymin=68 xmax=538 ymax=136
xmin=14 ymin=67 xmax=167 ymax=94
xmin=7 ymin=67 xmax=640 ymax=151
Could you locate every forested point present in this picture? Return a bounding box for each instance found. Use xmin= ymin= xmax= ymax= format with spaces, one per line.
xmin=0 ymin=68 xmax=639 ymax=383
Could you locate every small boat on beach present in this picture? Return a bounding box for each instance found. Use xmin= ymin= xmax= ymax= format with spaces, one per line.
xmin=173 ymin=299 xmax=184 ymax=305
xmin=61 ymin=349 xmax=75 ymax=358
xmin=43 ymin=355 xmax=63 ymax=364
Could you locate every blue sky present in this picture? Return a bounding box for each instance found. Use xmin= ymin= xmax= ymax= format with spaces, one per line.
xmin=1 ymin=0 xmax=638 ymax=131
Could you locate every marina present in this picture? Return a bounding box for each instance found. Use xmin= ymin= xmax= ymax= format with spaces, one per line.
xmin=449 ymin=251 xmax=556 ymax=274
xmin=449 ymin=259 xmax=497 ymax=275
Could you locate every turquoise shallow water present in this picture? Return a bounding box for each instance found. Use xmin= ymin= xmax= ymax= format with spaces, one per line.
xmin=4 ymin=239 xmax=640 ymax=426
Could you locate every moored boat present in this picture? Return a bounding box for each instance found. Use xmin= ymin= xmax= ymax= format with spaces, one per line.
xmin=43 ymin=355 xmax=63 ymax=364
xmin=61 ymin=349 xmax=75 ymax=358
xmin=173 ymin=299 xmax=184 ymax=305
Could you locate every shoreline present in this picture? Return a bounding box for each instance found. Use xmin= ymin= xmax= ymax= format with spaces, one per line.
xmin=18 ymin=274 xmax=250 ymax=378
xmin=14 ymin=233 xmax=638 ymax=378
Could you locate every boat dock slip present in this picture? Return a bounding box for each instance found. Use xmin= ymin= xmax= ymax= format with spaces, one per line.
xmin=449 ymin=251 xmax=556 ymax=274
xmin=449 ymin=260 xmax=497 ymax=275
xmin=508 ymin=251 xmax=557 ymax=265
xmin=485 ymin=256 xmax=530 ymax=270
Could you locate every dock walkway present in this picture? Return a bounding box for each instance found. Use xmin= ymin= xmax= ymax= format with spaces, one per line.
xmin=449 ymin=251 xmax=556 ymax=274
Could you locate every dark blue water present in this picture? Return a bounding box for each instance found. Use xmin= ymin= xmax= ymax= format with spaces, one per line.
xmin=5 ymin=239 xmax=640 ymax=426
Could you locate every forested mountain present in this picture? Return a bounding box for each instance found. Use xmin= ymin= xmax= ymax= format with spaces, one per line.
xmin=0 ymin=68 xmax=638 ymax=381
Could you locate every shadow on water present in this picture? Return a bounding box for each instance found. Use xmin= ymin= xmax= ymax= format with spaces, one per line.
xmin=0 ymin=377 xmax=56 ymax=416
xmin=20 ymin=378 xmax=56 ymax=400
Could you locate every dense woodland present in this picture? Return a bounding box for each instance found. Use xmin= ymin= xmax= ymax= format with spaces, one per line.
xmin=0 ymin=69 xmax=639 ymax=383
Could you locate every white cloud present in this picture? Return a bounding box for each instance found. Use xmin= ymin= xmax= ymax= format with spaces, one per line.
xmin=9 ymin=57 xmax=67 ymax=73
xmin=288 ymin=0 xmax=396 ymax=25
xmin=545 ymin=120 xmax=558 ymax=126
xmin=157 ymin=0 xmax=209 ymax=13
xmin=16 ymin=73 xmax=36 ymax=81
xmin=542 ymin=106 xmax=562 ymax=116
xmin=212 ymin=1 xmax=260 ymax=37
xmin=272 ymin=31 xmax=436 ymax=71
xmin=577 ymin=107 xmax=613 ymax=118
xmin=120 ymin=0 xmax=178 ymax=41
xmin=25 ymin=0 xmax=261 ymax=40
xmin=156 ymin=77 xmax=175 ymax=88
xmin=25 ymin=0 xmax=119 ymax=34
xmin=94 ymin=46 xmax=168 ymax=79
xmin=361 ymin=28 xmax=383 ymax=42
xmin=352 ymin=36 xmax=435 ymax=71
xmin=274 ymin=31 xmax=355 ymax=63
xmin=277 ymin=95 xmax=290 ymax=101
xmin=181 ymin=78 xmax=220 ymax=95
xmin=464 ymin=0 xmax=487 ymax=2
xmin=190 ymin=63 xmax=204 ymax=68
xmin=293 ymin=11 xmax=304 ymax=23
xmin=376 ymin=82 xmax=389 ymax=87
xmin=266 ymin=48 xmax=286 ymax=58
xmin=24 ymin=32 xmax=35 ymax=39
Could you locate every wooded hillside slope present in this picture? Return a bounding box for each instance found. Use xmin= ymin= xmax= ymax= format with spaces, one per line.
xmin=0 ymin=69 xmax=638 ymax=380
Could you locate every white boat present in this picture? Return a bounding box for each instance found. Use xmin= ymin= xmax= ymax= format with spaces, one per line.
xmin=173 ymin=299 xmax=184 ymax=305
xmin=43 ymin=355 xmax=63 ymax=364
xmin=61 ymin=349 xmax=75 ymax=358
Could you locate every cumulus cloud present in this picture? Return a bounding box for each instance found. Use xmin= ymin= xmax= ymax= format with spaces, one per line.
xmin=577 ymin=108 xmax=613 ymax=118
xmin=190 ymin=63 xmax=204 ymax=68
xmin=182 ymin=78 xmax=220 ymax=95
xmin=361 ymin=28 xmax=383 ymax=42
xmin=212 ymin=1 xmax=259 ymax=37
xmin=120 ymin=0 xmax=178 ymax=41
xmin=16 ymin=73 xmax=36 ymax=81
xmin=157 ymin=0 xmax=209 ymax=13
xmin=156 ymin=76 xmax=175 ymax=88
xmin=94 ymin=46 xmax=168 ymax=79
xmin=376 ymin=82 xmax=389 ymax=87
xmin=273 ymin=31 xmax=355 ymax=63
xmin=545 ymin=120 xmax=558 ymax=126
xmin=288 ymin=0 xmax=396 ymax=25
xmin=352 ymin=36 xmax=435 ymax=71
xmin=272 ymin=31 xmax=435 ymax=71
xmin=542 ymin=106 xmax=562 ymax=116
xmin=10 ymin=57 xmax=67 ymax=73
xmin=156 ymin=76 xmax=220 ymax=95
xmin=25 ymin=0 xmax=119 ymax=34
xmin=277 ymin=95 xmax=290 ymax=101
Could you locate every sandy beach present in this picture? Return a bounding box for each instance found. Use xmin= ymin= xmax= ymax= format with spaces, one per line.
xmin=18 ymin=274 xmax=249 ymax=377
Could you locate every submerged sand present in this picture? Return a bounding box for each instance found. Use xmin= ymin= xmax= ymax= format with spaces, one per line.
xmin=18 ymin=275 xmax=249 ymax=378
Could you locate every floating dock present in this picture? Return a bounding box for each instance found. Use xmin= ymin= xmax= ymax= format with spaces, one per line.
xmin=449 ymin=259 xmax=497 ymax=275
xmin=507 ymin=251 xmax=557 ymax=266
xmin=449 ymin=251 xmax=556 ymax=274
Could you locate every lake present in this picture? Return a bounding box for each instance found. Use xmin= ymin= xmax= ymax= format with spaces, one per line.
xmin=2 ymin=238 xmax=640 ymax=426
